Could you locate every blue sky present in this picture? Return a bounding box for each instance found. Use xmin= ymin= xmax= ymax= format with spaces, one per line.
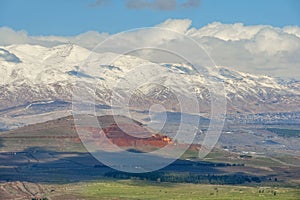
xmin=0 ymin=0 xmax=299 ymax=36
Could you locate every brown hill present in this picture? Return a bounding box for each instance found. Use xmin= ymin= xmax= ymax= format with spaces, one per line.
xmin=0 ymin=115 xmax=199 ymax=153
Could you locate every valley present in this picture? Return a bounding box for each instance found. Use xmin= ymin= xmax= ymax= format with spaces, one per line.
xmin=0 ymin=115 xmax=299 ymax=199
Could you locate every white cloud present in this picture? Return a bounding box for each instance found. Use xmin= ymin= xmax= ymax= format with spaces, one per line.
xmin=283 ymin=26 xmax=300 ymax=38
xmin=189 ymin=22 xmax=267 ymax=41
xmin=186 ymin=22 xmax=300 ymax=78
xmin=0 ymin=27 xmax=108 ymax=49
xmin=34 ymin=31 xmax=109 ymax=49
xmin=157 ymin=18 xmax=192 ymax=34
xmin=0 ymin=19 xmax=299 ymax=79
xmin=245 ymin=27 xmax=300 ymax=55
xmin=0 ymin=27 xmax=30 ymax=45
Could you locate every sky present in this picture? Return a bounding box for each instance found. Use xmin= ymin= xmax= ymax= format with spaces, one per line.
xmin=0 ymin=0 xmax=300 ymax=36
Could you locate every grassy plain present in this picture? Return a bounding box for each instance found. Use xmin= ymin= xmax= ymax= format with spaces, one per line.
xmin=78 ymin=179 xmax=300 ymax=200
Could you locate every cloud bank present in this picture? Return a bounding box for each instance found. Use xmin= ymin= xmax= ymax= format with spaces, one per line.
xmin=0 ymin=19 xmax=300 ymax=79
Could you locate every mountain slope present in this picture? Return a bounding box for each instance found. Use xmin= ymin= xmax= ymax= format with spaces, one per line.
xmin=0 ymin=43 xmax=299 ymax=124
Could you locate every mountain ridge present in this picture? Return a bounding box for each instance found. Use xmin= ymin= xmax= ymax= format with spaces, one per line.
xmin=0 ymin=43 xmax=299 ymax=130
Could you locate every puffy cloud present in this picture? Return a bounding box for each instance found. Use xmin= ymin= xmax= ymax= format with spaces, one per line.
xmin=245 ymin=27 xmax=300 ymax=55
xmin=0 ymin=27 xmax=30 ymax=45
xmin=199 ymin=36 xmax=300 ymax=78
xmin=189 ymin=22 xmax=266 ymax=41
xmin=0 ymin=27 xmax=108 ymax=49
xmin=283 ymin=26 xmax=300 ymax=38
xmin=184 ymin=21 xmax=300 ymax=78
xmin=157 ymin=18 xmax=192 ymax=34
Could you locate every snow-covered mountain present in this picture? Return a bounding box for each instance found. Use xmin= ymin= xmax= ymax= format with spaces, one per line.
xmin=0 ymin=43 xmax=299 ymax=128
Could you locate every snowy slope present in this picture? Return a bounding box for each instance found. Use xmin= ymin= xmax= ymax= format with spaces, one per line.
xmin=0 ymin=43 xmax=299 ymax=116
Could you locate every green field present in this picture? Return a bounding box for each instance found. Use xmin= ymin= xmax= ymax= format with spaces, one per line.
xmin=78 ymin=180 xmax=300 ymax=200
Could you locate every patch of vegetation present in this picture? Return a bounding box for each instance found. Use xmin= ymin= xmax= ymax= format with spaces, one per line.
xmin=104 ymin=171 xmax=261 ymax=185
xmin=267 ymin=128 xmax=300 ymax=138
